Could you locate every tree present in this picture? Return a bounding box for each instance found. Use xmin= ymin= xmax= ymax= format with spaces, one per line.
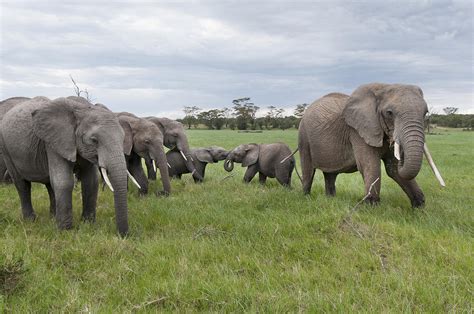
xmin=443 ymin=107 xmax=458 ymax=115
xmin=221 ymin=107 xmax=232 ymax=128
xmin=70 ymin=75 xmax=93 ymax=102
xmin=232 ymin=97 xmax=259 ymax=130
xmin=294 ymin=103 xmax=308 ymax=128
xmin=198 ymin=109 xmax=225 ymax=130
xmin=182 ymin=106 xmax=201 ymax=129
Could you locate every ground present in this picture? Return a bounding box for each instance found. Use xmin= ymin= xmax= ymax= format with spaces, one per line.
xmin=0 ymin=129 xmax=473 ymax=311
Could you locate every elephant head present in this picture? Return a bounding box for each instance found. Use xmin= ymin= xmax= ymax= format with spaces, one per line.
xmin=118 ymin=114 xmax=171 ymax=195
xmin=224 ymin=144 xmax=259 ymax=172
xmin=32 ymin=97 xmax=129 ymax=236
xmin=195 ymin=146 xmax=229 ymax=164
xmin=342 ymin=83 xmax=429 ymax=181
xmin=146 ymin=117 xmax=202 ymax=180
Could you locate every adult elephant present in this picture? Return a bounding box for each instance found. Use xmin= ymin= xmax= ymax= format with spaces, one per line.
xmin=0 ymin=96 xmax=130 ymax=236
xmin=298 ymin=83 xmax=445 ymax=207
xmin=144 ymin=117 xmax=203 ymax=181
xmin=117 ymin=113 xmax=171 ymax=196
xmin=0 ymin=97 xmax=31 ymax=182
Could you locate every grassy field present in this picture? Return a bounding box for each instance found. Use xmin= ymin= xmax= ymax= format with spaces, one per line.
xmin=1 ymin=129 xmax=473 ymax=312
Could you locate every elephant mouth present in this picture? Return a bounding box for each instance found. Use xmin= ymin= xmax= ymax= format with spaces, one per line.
xmin=224 ymin=159 xmax=234 ymax=172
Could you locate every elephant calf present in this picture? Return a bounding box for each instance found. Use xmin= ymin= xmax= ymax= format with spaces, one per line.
xmin=224 ymin=143 xmax=295 ymax=187
xmin=166 ymin=146 xmax=229 ymax=182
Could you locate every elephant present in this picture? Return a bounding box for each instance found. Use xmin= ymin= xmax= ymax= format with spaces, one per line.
xmin=166 ymin=146 xmax=229 ymax=182
xmin=117 ymin=113 xmax=171 ymax=196
xmin=298 ymin=83 xmax=445 ymax=207
xmin=0 ymin=97 xmax=31 ymax=183
xmin=224 ymin=143 xmax=295 ymax=187
xmin=144 ymin=117 xmax=203 ymax=181
xmin=0 ymin=96 xmax=130 ymax=236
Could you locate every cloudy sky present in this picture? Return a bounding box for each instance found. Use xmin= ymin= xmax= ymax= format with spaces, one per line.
xmin=1 ymin=0 xmax=473 ymax=117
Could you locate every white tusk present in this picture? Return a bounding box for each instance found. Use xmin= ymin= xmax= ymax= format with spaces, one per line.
xmin=167 ymin=162 xmax=171 ymax=168
xmin=152 ymin=159 xmax=157 ymax=172
xmin=394 ymin=142 xmax=401 ymax=161
xmin=423 ymin=143 xmax=446 ymax=187
xmin=100 ymin=168 xmax=114 ymax=192
xmin=180 ymin=150 xmax=188 ymax=161
xmin=126 ymin=170 xmax=141 ymax=189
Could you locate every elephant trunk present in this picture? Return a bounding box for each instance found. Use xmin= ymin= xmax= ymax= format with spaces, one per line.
xmin=397 ymin=119 xmax=425 ymax=180
xmin=177 ymin=139 xmax=203 ymax=181
xmin=224 ymin=155 xmax=234 ymax=172
xmin=151 ymin=147 xmax=171 ymax=195
xmin=101 ymin=151 xmax=129 ymax=237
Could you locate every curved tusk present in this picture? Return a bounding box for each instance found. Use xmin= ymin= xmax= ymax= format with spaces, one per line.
xmin=180 ymin=150 xmax=188 ymax=161
xmin=100 ymin=167 xmax=114 ymax=192
xmin=152 ymin=159 xmax=157 ymax=172
xmin=394 ymin=142 xmax=401 ymax=161
xmin=126 ymin=170 xmax=141 ymax=189
xmin=423 ymin=143 xmax=446 ymax=187
xmin=167 ymin=162 xmax=171 ymax=168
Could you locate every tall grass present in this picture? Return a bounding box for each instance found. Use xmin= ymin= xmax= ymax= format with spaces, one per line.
xmin=0 ymin=129 xmax=472 ymax=311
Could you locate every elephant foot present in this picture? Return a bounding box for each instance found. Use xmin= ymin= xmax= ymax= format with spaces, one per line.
xmin=364 ymin=195 xmax=380 ymax=206
xmin=57 ymin=220 xmax=73 ymax=230
xmin=81 ymin=213 xmax=96 ymax=223
xmin=411 ymin=192 xmax=425 ymax=208
xmin=138 ymin=189 xmax=149 ymax=196
xmin=23 ymin=212 xmax=37 ymax=221
xmin=155 ymin=190 xmax=170 ymax=197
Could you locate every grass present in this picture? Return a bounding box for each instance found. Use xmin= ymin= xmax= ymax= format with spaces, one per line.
xmin=0 ymin=128 xmax=473 ymax=312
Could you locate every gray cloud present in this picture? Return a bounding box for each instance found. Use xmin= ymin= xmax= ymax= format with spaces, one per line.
xmin=1 ymin=0 xmax=472 ymax=117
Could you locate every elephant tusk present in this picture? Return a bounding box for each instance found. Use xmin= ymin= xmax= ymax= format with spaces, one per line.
xmin=394 ymin=142 xmax=401 ymax=161
xmin=100 ymin=167 xmax=114 ymax=192
xmin=180 ymin=150 xmax=188 ymax=161
xmin=152 ymin=159 xmax=157 ymax=172
xmin=423 ymin=143 xmax=446 ymax=187
xmin=167 ymin=162 xmax=171 ymax=168
xmin=126 ymin=170 xmax=141 ymax=189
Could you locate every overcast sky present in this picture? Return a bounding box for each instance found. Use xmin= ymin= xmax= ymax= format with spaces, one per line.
xmin=1 ymin=0 xmax=473 ymax=117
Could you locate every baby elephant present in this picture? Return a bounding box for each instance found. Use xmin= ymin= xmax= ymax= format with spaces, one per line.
xmin=224 ymin=143 xmax=295 ymax=187
xmin=166 ymin=146 xmax=229 ymax=182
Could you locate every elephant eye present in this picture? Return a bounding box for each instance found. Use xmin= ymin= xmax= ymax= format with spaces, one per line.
xmin=144 ymin=139 xmax=151 ymax=144
xmin=386 ymin=109 xmax=393 ymax=117
xmin=90 ymin=136 xmax=98 ymax=144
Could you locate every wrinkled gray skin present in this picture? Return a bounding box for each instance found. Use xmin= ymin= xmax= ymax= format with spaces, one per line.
xmin=167 ymin=146 xmax=229 ymax=182
xmin=117 ymin=113 xmax=171 ymax=196
xmin=0 ymin=96 xmax=130 ymax=236
xmin=0 ymin=97 xmax=31 ymax=183
xmin=299 ymin=83 xmax=428 ymax=207
xmin=224 ymin=143 xmax=295 ymax=187
xmin=144 ymin=117 xmax=203 ymax=181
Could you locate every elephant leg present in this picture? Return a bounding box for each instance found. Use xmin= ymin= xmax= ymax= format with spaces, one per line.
xmin=45 ymin=183 xmax=56 ymax=217
xmin=48 ymin=152 xmax=74 ymax=230
xmin=145 ymin=157 xmax=157 ymax=180
xmin=323 ymin=172 xmax=338 ymax=196
xmin=383 ymin=157 xmax=425 ymax=208
xmin=79 ymin=160 xmax=99 ymax=222
xmin=193 ymin=163 xmax=205 ymax=183
xmin=14 ymin=179 xmax=36 ymax=220
xmin=258 ymin=172 xmax=267 ymax=185
xmin=129 ymin=153 xmax=148 ymax=195
xmin=243 ymin=165 xmax=258 ymax=183
xmin=353 ymin=143 xmax=381 ymax=205
xmin=276 ymin=168 xmax=291 ymax=188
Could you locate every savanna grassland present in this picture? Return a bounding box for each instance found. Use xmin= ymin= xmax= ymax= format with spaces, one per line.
xmin=1 ymin=129 xmax=473 ymax=312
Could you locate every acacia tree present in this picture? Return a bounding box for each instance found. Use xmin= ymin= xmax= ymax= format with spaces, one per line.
xmin=232 ymin=97 xmax=259 ymax=130
xmin=70 ymin=75 xmax=93 ymax=102
xmin=443 ymin=107 xmax=458 ymax=115
xmin=294 ymin=103 xmax=308 ymax=128
xmin=198 ymin=109 xmax=225 ymax=130
xmin=182 ymin=106 xmax=201 ymax=129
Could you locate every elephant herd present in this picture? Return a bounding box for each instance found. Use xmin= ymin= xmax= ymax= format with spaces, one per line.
xmin=0 ymin=83 xmax=445 ymax=236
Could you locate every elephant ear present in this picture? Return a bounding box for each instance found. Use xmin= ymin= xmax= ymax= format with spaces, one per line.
xmin=31 ymin=98 xmax=77 ymax=162
xmin=195 ymin=149 xmax=214 ymax=163
xmin=118 ymin=118 xmax=133 ymax=156
xmin=242 ymin=144 xmax=259 ymax=167
xmin=343 ymin=85 xmax=383 ymax=147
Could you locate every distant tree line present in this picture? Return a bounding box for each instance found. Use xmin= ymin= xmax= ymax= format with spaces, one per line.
xmin=429 ymin=114 xmax=474 ymax=129
xmin=179 ymin=98 xmax=308 ymax=130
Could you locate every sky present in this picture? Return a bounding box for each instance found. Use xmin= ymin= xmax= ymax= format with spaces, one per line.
xmin=1 ymin=0 xmax=473 ymax=118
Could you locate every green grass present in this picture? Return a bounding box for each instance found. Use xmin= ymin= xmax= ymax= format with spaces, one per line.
xmin=1 ymin=129 xmax=473 ymax=312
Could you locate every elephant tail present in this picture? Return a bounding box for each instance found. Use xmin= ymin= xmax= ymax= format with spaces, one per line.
xmin=293 ymin=161 xmax=303 ymax=185
xmin=280 ymin=147 xmax=299 ymax=164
